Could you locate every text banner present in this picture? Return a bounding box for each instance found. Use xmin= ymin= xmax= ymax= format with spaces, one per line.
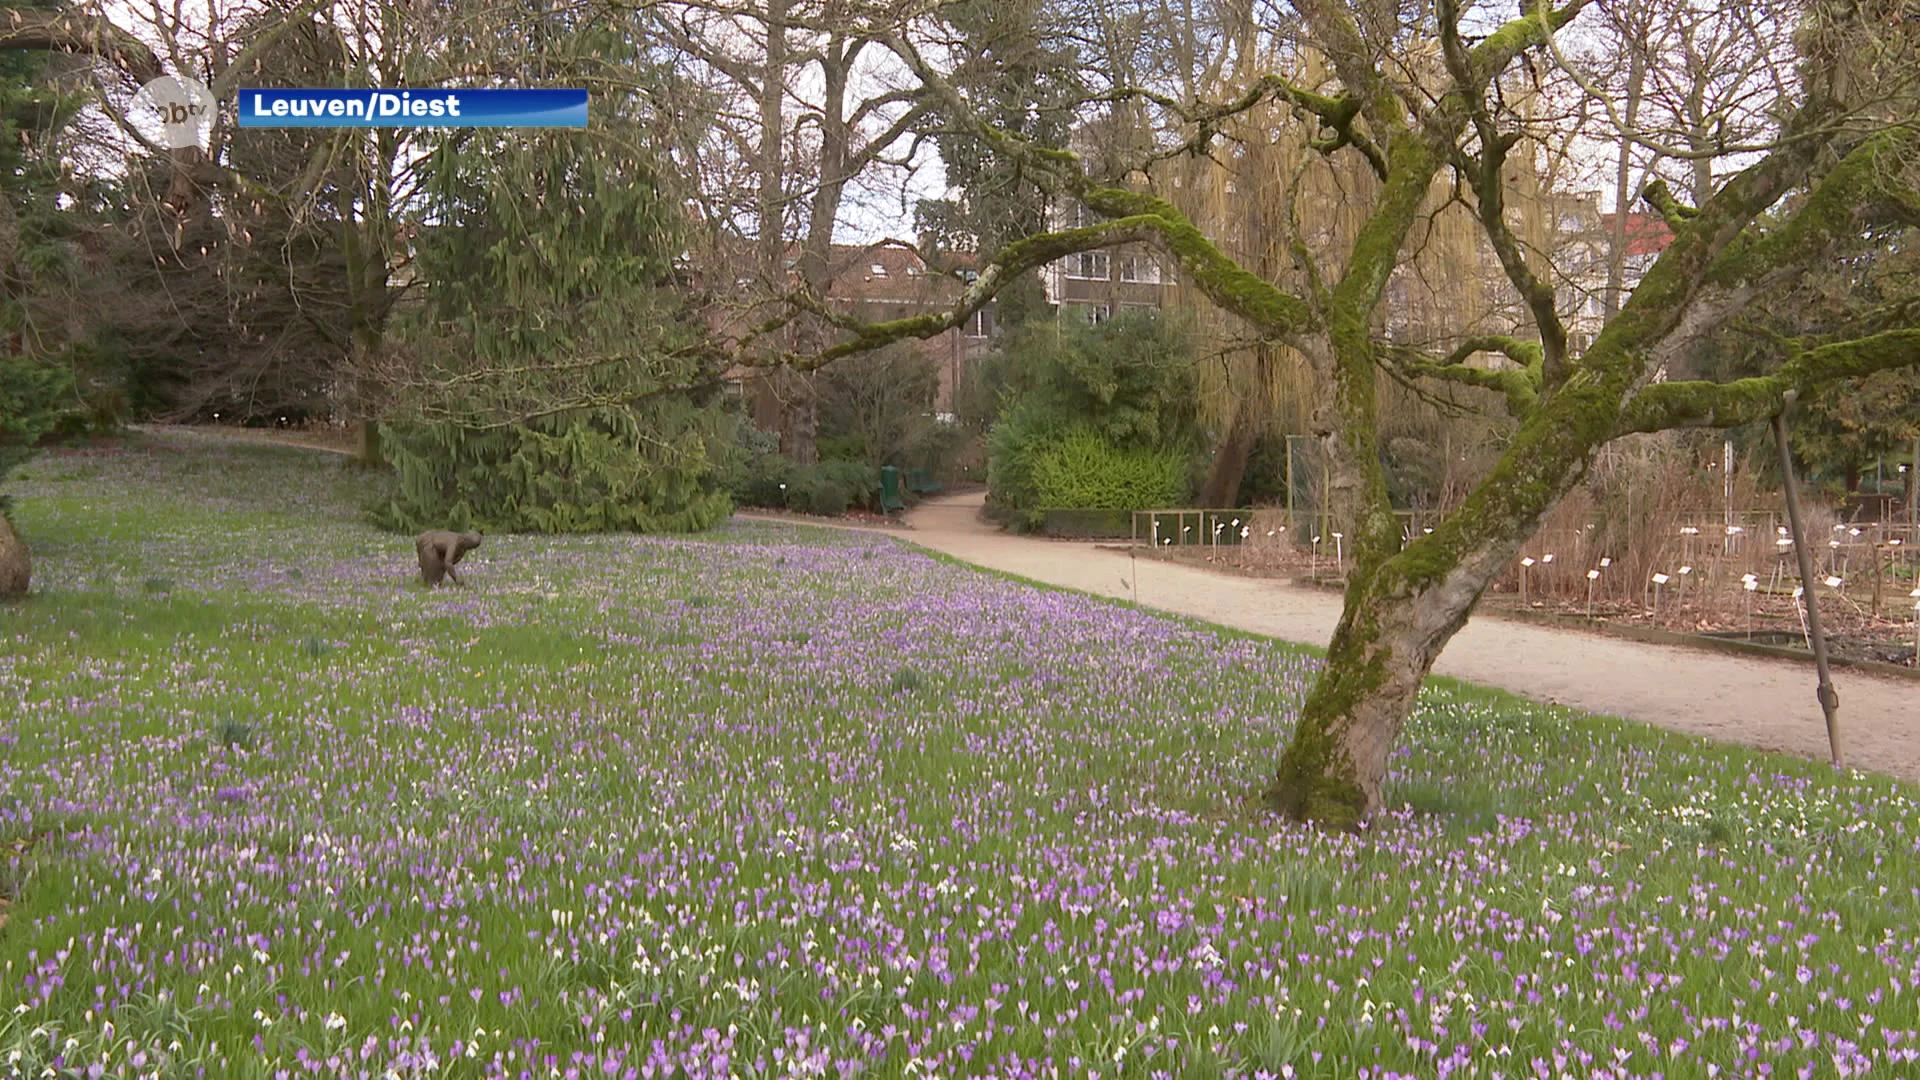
xmin=237 ymin=88 xmax=587 ymax=128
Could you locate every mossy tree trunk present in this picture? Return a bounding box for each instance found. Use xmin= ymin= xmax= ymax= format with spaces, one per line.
xmin=837 ymin=3 xmax=1920 ymax=826
xmin=1263 ymin=80 xmax=1918 ymax=824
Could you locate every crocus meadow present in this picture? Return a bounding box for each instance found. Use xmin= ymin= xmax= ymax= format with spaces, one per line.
xmin=1 ymin=433 xmax=1916 ymax=1080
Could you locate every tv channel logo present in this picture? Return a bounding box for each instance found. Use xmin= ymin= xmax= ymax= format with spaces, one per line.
xmin=132 ymin=75 xmax=216 ymax=150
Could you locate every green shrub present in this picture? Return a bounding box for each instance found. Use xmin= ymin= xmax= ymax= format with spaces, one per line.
xmin=0 ymin=354 xmax=74 ymax=491
xmin=373 ymin=398 xmax=737 ymax=535
xmin=733 ymin=453 xmax=794 ymax=509
xmin=816 ymin=344 xmax=942 ymax=467
xmin=815 ymin=460 xmax=878 ymax=510
xmin=1030 ymin=426 xmax=1190 ymax=510
xmin=981 ymin=311 xmax=1203 ymax=525
xmin=728 ymin=451 xmax=874 ymax=517
xmin=985 ymin=398 xmax=1070 ymax=524
xmin=808 ymin=480 xmax=851 ymax=517
xmin=994 ymin=310 xmax=1201 ymax=449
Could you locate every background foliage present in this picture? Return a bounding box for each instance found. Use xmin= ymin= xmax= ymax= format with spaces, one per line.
xmin=982 ymin=310 xmax=1201 ymax=525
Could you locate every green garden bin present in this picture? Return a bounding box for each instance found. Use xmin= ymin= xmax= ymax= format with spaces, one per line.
xmin=879 ymin=465 xmax=907 ymax=513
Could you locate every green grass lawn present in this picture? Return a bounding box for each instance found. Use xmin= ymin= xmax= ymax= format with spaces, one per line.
xmin=1 ymin=432 xmax=1916 ymax=1080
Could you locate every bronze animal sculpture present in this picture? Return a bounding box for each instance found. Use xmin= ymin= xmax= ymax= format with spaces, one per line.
xmin=416 ymin=530 xmax=482 ymax=587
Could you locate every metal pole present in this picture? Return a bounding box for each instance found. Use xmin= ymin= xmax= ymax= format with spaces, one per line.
xmin=1772 ymin=391 xmax=1844 ymax=769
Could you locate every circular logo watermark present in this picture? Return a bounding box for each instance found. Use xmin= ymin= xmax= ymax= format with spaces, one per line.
xmin=131 ymin=75 xmax=216 ymax=150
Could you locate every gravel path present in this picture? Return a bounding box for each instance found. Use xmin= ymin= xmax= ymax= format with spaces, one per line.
xmin=760 ymin=491 xmax=1920 ymax=784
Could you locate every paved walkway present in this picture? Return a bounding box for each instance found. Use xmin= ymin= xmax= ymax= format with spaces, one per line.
xmin=752 ymin=492 xmax=1920 ymax=784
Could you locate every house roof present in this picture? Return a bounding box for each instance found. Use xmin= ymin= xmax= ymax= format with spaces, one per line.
xmin=1598 ymin=213 xmax=1676 ymax=258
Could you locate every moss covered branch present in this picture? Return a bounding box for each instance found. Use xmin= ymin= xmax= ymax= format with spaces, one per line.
xmin=1615 ymin=328 xmax=1920 ymax=436
xmin=1078 ymin=188 xmax=1317 ymax=336
xmin=1453 ymin=132 xmax=1569 ymax=381
xmin=795 ymin=218 xmax=1159 ymax=367
xmin=1386 ymin=336 xmax=1543 ymax=414
xmin=1098 ymin=74 xmax=1367 ymax=164
xmin=818 ymin=37 xmax=1324 ymax=367
xmin=1641 ymin=179 xmax=1700 ymax=233
xmin=793 ymin=202 xmax=1317 ymax=369
xmin=1702 ymin=127 xmax=1919 ymax=293
xmin=1476 ymin=0 xmax=1590 ymax=90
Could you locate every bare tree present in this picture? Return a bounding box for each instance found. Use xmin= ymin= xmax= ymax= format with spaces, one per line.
xmin=663 ymin=0 xmax=931 ymax=462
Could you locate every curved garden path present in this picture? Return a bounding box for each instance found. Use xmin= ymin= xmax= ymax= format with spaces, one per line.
xmin=775 ymin=491 xmax=1920 ymax=785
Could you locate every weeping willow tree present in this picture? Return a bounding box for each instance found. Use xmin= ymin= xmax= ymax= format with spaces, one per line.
xmin=810 ymin=0 xmax=1920 ymax=827
xmin=1167 ymin=33 xmax=1558 ymax=511
xmin=370 ymin=3 xmax=737 ymax=535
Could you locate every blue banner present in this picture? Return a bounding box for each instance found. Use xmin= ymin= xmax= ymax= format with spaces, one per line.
xmin=236 ymin=88 xmax=587 ymax=128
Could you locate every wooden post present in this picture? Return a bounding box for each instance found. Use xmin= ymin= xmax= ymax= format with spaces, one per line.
xmin=1773 ymin=392 xmax=1844 ymax=769
xmin=1286 ymin=435 xmax=1295 ymax=526
xmin=1910 ymin=436 xmax=1918 ymax=529
xmin=1872 ymin=543 xmax=1884 ymax=617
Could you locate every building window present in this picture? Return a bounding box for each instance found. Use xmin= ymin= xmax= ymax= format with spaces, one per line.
xmin=870 ymin=263 xmax=888 ymax=278
xmin=1067 ymin=251 xmax=1110 ymax=280
xmin=965 ymin=308 xmax=992 ymax=338
xmin=1119 ymin=256 xmax=1160 ymax=284
xmin=1085 ymin=303 xmax=1112 ymax=325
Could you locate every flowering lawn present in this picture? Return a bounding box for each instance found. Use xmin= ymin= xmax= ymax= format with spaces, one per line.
xmin=2 ymin=432 xmax=1917 ymax=1080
